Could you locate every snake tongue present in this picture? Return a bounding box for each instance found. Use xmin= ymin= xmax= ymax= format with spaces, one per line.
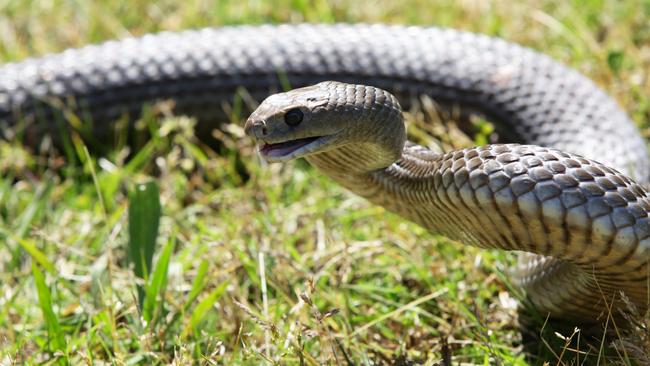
xmin=259 ymin=136 xmax=321 ymax=158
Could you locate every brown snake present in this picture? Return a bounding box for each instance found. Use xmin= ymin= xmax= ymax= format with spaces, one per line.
xmin=3 ymin=24 xmax=650 ymax=324
xmin=245 ymin=81 xmax=650 ymax=323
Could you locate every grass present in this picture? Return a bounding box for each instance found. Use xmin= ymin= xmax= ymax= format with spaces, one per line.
xmin=127 ymin=181 xmax=162 ymax=309
xmin=1 ymin=0 xmax=650 ymax=364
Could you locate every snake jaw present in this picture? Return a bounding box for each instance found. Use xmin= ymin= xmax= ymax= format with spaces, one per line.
xmin=257 ymin=135 xmax=328 ymax=162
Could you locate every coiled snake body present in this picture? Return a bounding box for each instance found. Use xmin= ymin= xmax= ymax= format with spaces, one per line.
xmin=2 ymin=24 xmax=649 ymax=323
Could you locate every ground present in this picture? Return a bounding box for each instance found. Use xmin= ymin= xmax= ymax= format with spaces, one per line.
xmin=1 ymin=0 xmax=650 ymax=365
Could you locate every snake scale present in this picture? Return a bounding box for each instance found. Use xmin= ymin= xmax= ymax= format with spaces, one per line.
xmin=1 ymin=24 xmax=649 ymax=323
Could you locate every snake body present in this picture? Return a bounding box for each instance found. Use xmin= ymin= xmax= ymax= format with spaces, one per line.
xmin=2 ymin=24 xmax=649 ymax=322
xmin=245 ymin=81 xmax=650 ymax=322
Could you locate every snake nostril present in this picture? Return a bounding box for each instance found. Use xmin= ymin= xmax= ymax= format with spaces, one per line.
xmin=261 ymin=126 xmax=268 ymax=135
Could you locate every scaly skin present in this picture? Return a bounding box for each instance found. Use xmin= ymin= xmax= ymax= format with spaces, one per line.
xmin=1 ymin=25 xmax=648 ymax=183
xmin=245 ymin=81 xmax=650 ymax=323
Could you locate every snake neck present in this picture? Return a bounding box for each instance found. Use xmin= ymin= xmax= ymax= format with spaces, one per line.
xmin=306 ymin=140 xmax=453 ymax=235
xmin=307 ymin=140 xmax=650 ymax=319
xmin=308 ymin=141 xmax=488 ymax=247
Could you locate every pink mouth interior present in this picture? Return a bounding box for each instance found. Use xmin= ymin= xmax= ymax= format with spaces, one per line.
xmin=260 ymin=136 xmax=320 ymax=158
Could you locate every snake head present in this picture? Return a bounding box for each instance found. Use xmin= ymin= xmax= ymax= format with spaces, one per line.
xmin=244 ymin=81 xmax=353 ymax=163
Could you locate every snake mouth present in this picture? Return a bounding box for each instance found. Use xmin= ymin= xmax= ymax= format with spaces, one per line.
xmin=259 ymin=136 xmax=324 ymax=161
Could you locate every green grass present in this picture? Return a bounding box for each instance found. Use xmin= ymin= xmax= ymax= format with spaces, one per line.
xmin=1 ymin=0 xmax=650 ymax=364
xmin=127 ymin=181 xmax=162 ymax=309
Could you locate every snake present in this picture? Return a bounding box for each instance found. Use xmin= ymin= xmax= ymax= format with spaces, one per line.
xmin=1 ymin=24 xmax=649 ymax=323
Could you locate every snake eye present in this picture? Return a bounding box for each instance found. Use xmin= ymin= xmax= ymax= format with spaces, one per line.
xmin=284 ymin=108 xmax=304 ymax=126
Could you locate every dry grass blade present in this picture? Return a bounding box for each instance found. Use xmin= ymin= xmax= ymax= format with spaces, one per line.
xmin=349 ymin=288 xmax=448 ymax=338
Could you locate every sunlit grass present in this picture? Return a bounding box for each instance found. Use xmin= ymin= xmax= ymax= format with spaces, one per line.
xmin=1 ymin=0 xmax=650 ymax=365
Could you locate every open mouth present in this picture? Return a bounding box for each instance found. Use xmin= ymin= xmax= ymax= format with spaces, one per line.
xmin=259 ymin=136 xmax=322 ymax=159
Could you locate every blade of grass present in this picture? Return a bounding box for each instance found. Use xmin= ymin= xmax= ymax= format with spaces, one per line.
xmin=142 ymin=237 xmax=175 ymax=325
xmin=163 ymin=259 xmax=209 ymax=336
xmin=32 ymin=263 xmax=67 ymax=363
xmin=13 ymin=234 xmax=56 ymax=274
xmin=15 ymin=181 xmax=50 ymax=237
xmin=10 ymin=182 xmax=51 ymax=270
xmin=127 ymin=181 xmax=161 ymax=309
xmin=184 ymin=259 xmax=209 ymax=312
xmin=124 ymin=140 xmax=157 ymax=174
xmin=82 ymin=145 xmax=107 ymax=218
xmin=186 ymin=281 xmax=228 ymax=336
